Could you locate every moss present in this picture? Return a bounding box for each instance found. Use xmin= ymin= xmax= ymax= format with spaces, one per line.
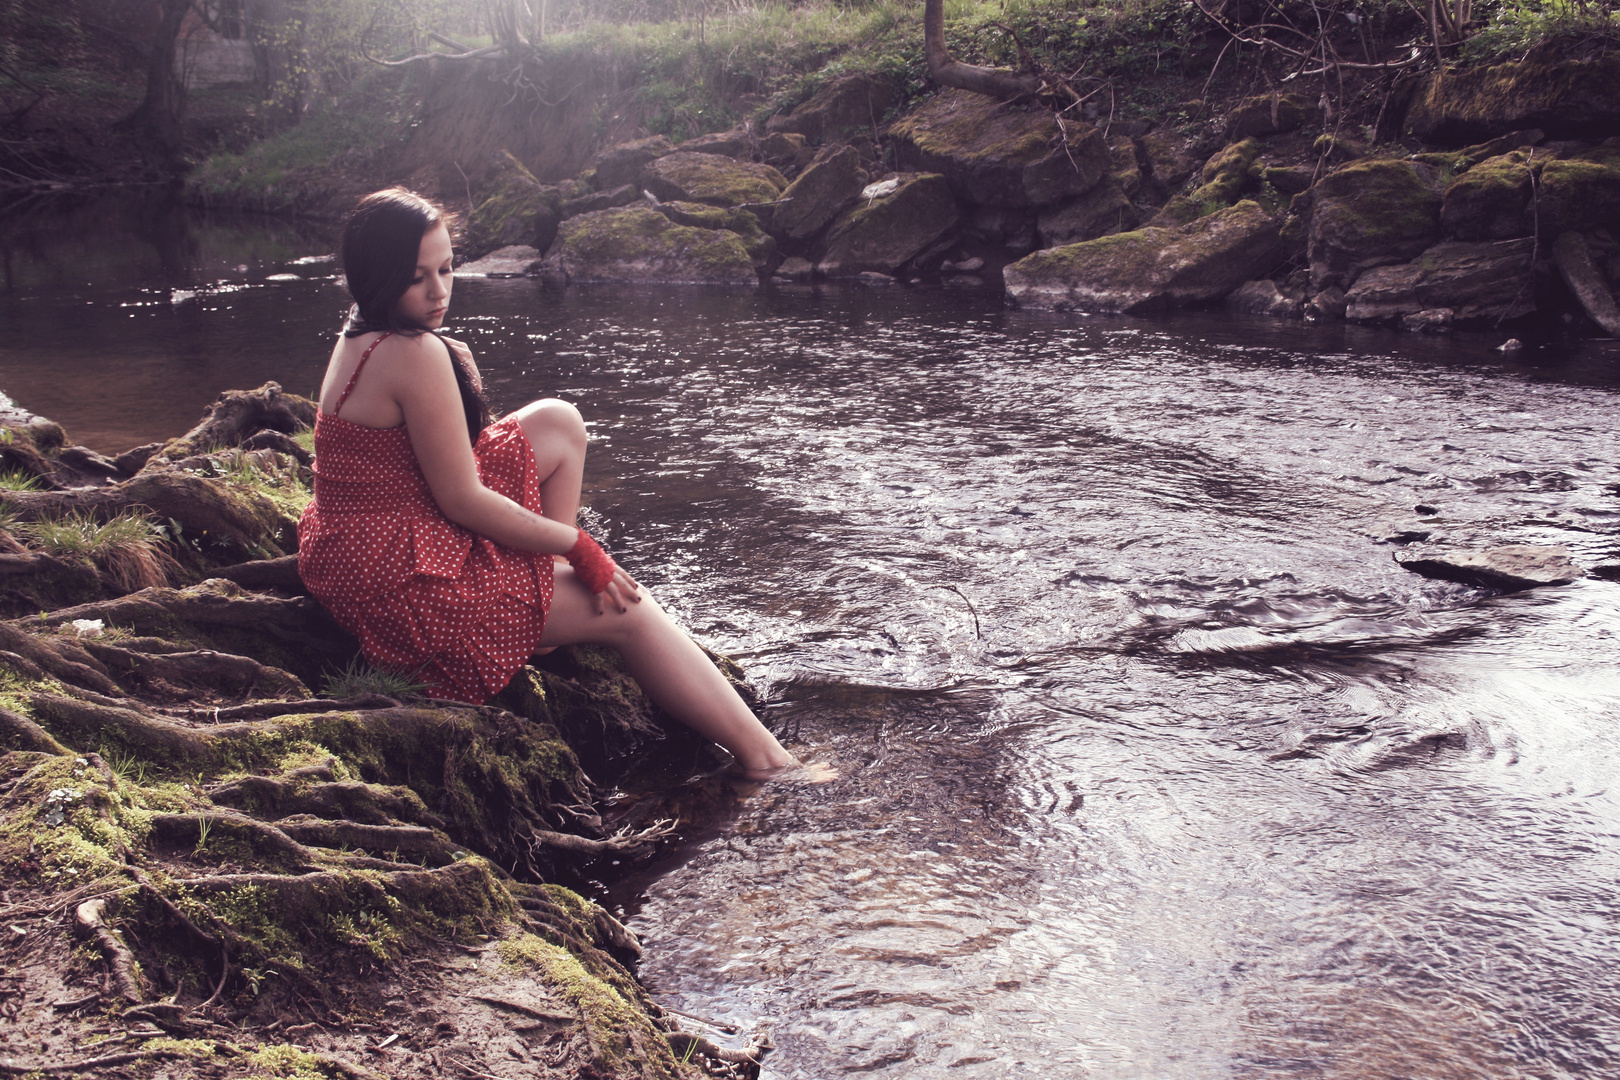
xmin=553 ymin=206 xmax=755 ymax=283
xmin=498 ymin=930 xmax=691 ymax=1075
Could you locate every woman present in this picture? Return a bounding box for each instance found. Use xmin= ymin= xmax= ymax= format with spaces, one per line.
xmin=298 ymin=188 xmax=830 ymax=782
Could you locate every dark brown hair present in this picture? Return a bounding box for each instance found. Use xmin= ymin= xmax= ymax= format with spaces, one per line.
xmin=339 ymin=188 xmax=489 ymax=443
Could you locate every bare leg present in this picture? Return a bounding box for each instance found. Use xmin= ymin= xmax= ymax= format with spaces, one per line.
xmin=513 ymin=398 xmax=586 ymax=530
xmin=539 ymin=565 xmax=833 ymax=780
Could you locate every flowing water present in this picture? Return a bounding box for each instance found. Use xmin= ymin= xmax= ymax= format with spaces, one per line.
xmin=5 ymin=201 xmax=1620 ymax=1079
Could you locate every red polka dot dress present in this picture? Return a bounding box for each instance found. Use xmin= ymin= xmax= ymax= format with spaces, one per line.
xmin=297 ymin=333 xmax=556 ymax=703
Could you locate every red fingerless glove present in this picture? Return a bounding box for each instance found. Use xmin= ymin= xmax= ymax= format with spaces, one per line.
xmin=565 ymin=530 xmax=618 ymax=594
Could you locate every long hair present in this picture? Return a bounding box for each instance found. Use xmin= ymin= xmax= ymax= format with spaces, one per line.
xmin=339 ymin=188 xmax=489 ymax=443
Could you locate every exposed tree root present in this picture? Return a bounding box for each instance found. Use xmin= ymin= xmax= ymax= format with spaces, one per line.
xmin=73 ymin=898 xmax=143 ymax=1004
xmin=0 ymin=391 xmax=758 ymax=1079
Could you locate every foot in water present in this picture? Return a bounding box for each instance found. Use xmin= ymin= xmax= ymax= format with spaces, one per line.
xmin=731 ymin=759 xmax=839 ymax=784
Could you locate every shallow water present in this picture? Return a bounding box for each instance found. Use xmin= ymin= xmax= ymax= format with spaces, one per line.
xmin=4 ymin=202 xmax=1620 ymax=1079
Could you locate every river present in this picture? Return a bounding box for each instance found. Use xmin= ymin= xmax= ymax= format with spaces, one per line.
xmin=4 ymin=200 xmax=1619 ymax=1079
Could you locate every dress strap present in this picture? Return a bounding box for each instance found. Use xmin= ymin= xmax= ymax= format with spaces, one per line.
xmin=331 ymin=331 xmax=392 ymax=417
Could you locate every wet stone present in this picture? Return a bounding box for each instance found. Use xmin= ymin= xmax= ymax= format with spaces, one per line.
xmin=1394 ymin=544 xmax=1579 ymax=590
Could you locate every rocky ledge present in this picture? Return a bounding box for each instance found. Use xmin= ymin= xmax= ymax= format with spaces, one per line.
xmin=456 ymin=58 xmax=1620 ymax=338
xmin=0 ymin=387 xmax=760 ymax=1080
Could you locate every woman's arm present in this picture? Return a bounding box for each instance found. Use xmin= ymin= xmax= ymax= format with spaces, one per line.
xmin=391 ymin=334 xmax=576 ymax=555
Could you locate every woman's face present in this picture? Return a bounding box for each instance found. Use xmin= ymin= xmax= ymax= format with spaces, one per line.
xmin=394 ymin=223 xmax=453 ymax=329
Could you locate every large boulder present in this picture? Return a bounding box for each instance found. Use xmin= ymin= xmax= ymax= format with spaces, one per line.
xmin=651 ymin=201 xmax=776 ymax=269
xmin=1537 ymin=155 xmax=1620 ymax=235
xmin=1405 ymin=55 xmax=1620 ymax=143
xmin=817 ymin=173 xmax=960 ymax=277
xmin=464 ymin=153 xmax=558 ymax=260
xmin=888 ymin=89 xmax=1110 ymax=208
xmin=1004 ymin=199 xmax=1284 ymax=312
xmin=541 ymin=205 xmax=757 ymax=284
xmin=1343 ymin=238 xmax=1537 ymax=325
xmin=1308 ymin=158 xmax=1443 ymax=288
xmin=768 ymin=73 xmax=896 ymax=144
xmin=774 ymin=144 xmax=866 ymax=242
xmin=588 ymin=135 xmax=675 ymax=190
xmin=642 ymin=152 xmax=787 ymax=208
xmin=1441 ymin=151 xmax=1536 ymax=240
xmin=1037 ymin=180 xmax=1137 ymax=246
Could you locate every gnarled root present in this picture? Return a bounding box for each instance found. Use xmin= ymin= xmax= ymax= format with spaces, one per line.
xmin=73 ymin=898 xmax=144 ymax=1005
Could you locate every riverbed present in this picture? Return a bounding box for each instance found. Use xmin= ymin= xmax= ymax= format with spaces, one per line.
xmin=4 ymin=202 xmax=1619 ymax=1079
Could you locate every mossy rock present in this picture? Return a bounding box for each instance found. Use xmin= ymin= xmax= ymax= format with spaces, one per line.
xmin=1344 ymin=238 xmax=1538 ymax=325
xmin=465 ymin=152 xmax=556 ymax=261
xmin=1005 ymin=199 xmax=1284 ymax=313
xmin=1307 ymin=158 xmax=1443 ymax=289
xmin=775 ymin=144 xmax=866 ymax=242
xmin=889 ymin=88 xmax=1110 ymax=208
xmin=542 ymin=205 xmax=757 ymax=284
xmin=1405 ymin=55 xmax=1620 ymax=144
xmin=767 ymin=72 xmax=896 ymax=144
xmin=653 ymin=201 xmax=776 ymax=268
xmin=1537 ymin=157 xmax=1620 ymax=236
xmin=1227 ymin=93 xmax=1318 ymax=139
xmin=1037 ymin=180 xmax=1137 ymax=247
xmin=1152 ymin=137 xmax=1262 ymax=225
xmin=642 ymin=152 xmax=787 ymax=208
xmin=1441 ymin=150 xmax=1537 ymax=241
xmin=590 ymin=135 xmax=676 ymax=190
xmin=817 ymin=173 xmax=961 ymax=277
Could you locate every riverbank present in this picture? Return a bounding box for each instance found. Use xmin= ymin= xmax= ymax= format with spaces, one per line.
xmin=0 ymin=389 xmax=758 ymax=1079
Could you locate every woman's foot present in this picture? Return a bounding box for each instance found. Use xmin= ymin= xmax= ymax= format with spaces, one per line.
xmin=729 ymin=759 xmax=839 ymax=784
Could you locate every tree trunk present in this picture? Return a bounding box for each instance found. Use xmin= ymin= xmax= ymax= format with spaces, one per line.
xmin=128 ymin=0 xmax=192 ymax=159
xmin=924 ymin=0 xmax=1043 ymax=100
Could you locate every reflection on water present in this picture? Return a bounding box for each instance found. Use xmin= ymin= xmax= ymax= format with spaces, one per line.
xmin=4 ymin=200 xmax=1620 ymax=1079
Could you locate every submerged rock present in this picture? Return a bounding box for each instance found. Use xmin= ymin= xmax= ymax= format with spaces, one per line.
xmin=889 ymin=88 xmax=1110 ymax=208
xmin=1004 ymin=199 xmax=1284 ymax=312
xmin=1394 ymin=545 xmax=1579 ymax=590
xmin=642 ymin=152 xmax=787 ymax=208
xmin=541 ymin=206 xmax=757 ymax=284
xmin=1308 ymin=158 xmax=1443 ymax=288
xmin=1344 ymin=238 xmax=1537 ymax=325
xmin=817 ymin=173 xmax=960 ymax=277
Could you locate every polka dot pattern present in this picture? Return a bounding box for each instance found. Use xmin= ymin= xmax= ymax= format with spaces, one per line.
xmin=298 ymin=411 xmax=555 ymax=704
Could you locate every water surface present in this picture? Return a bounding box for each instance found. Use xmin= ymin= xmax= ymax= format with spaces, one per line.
xmin=4 ymin=203 xmax=1619 ymax=1079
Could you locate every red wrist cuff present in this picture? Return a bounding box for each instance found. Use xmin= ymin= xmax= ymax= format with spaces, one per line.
xmin=565 ymin=530 xmax=617 ymax=593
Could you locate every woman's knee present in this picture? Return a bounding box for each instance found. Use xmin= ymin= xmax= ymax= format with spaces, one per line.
xmin=518 ymin=398 xmax=586 ymax=453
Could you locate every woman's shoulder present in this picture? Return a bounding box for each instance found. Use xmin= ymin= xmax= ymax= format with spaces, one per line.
xmin=373 ymin=330 xmax=453 ymax=367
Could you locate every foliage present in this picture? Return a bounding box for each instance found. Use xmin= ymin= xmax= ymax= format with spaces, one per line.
xmin=1463 ymin=0 xmax=1620 ymax=60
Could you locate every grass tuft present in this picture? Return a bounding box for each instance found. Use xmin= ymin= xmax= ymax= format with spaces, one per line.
xmin=15 ymin=509 xmax=179 ymax=592
xmin=322 ymin=657 xmax=426 ymax=701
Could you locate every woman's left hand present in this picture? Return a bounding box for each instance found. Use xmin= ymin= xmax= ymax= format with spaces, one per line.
xmin=595 ymin=565 xmax=642 ymax=615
